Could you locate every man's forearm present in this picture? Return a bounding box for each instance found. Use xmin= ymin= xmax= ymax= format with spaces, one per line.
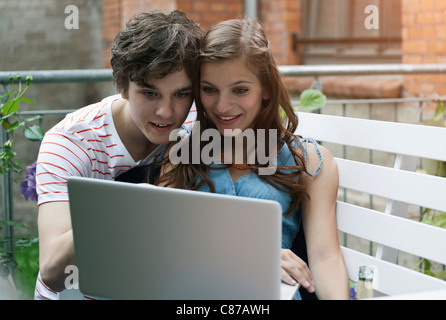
xmin=39 ymin=230 xmax=75 ymax=292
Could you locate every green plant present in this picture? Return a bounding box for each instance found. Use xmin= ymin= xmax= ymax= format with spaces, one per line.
xmin=297 ymin=88 xmax=327 ymax=111
xmin=14 ymin=237 xmax=39 ymax=300
xmin=416 ymin=100 xmax=446 ymax=280
xmin=1 ymin=74 xmax=44 ymax=175
xmin=280 ymin=88 xmax=327 ymax=120
xmin=0 ymin=220 xmax=39 ymax=299
xmin=417 ymin=204 xmax=446 ymax=280
xmin=1 ymin=74 xmax=43 ymax=299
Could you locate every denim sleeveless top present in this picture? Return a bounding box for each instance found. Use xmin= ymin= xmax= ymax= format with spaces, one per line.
xmin=197 ymin=137 xmax=322 ymax=249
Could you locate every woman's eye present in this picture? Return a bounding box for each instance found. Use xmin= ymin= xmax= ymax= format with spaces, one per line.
xmin=234 ymin=88 xmax=248 ymax=95
xmin=202 ymin=86 xmax=216 ymax=94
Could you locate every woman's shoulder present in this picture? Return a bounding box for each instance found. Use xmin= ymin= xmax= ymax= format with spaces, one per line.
xmin=279 ymin=135 xmax=326 ymax=176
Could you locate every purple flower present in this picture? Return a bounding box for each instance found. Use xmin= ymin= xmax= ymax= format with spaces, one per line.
xmin=19 ymin=161 xmax=38 ymax=202
xmin=350 ymin=283 xmax=357 ymax=300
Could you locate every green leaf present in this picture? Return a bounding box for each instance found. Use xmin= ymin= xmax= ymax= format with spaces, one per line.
xmin=434 ymin=270 xmax=446 ymax=280
xmin=23 ymin=115 xmax=42 ymax=123
xmin=299 ymin=89 xmax=327 ymax=111
xmin=3 ymin=139 xmax=13 ymax=150
xmin=1 ymin=99 xmax=14 ymax=114
xmin=15 ymin=237 xmax=38 ymax=247
xmin=5 ymin=115 xmax=41 ymax=133
xmin=279 ymin=106 xmax=286 ymax=120
xmin=23 ymin=125 xmax=44 ymax=141
xmin=421 ymin=211 xmax=446 ymax=229
xmin=6 ymin=120 xmax=25 ymax=133
xmin=5 ymin=99 xmax=19 ymax=114
xmin=10 ymin=160 xmax=22 ymax=173
xmin=434 ymin=102 xmax=445 ymax=121
xmin=0 ymin=220 xmax=30 ymax=230
xmin=0 ymin=91 xmax=12 ymax=100
xmin=18 ymin=97 xmax=36 ymax=105
xmin=1 ymin=118 xmax=11 ymax=131
xmin=431 ymin=211 xmax=446 ymax=229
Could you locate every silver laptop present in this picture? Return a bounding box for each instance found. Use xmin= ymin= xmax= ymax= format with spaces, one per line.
xmin=68 ymin=177 xmax=299 ymax=300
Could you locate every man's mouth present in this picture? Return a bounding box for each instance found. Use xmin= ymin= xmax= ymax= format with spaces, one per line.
xmin=150 ymin=122 xmax=174 ymax=132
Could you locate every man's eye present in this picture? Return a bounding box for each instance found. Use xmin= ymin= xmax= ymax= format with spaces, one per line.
xmin=143 ymin=91 xmax=157 ymax=97
xmin=176 ymin=92 xmax=191 ymax=99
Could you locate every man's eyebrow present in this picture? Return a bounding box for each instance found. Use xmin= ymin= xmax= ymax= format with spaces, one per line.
xmin=140 ymin=82 xmax=192 ymax=93
xmin=175 ymin=85 xmax=193 ymax=92
xmin=140 ymin=81 xmax=157 ymax=90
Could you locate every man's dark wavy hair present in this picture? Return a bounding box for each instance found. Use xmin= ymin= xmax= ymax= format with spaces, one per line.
xmin=110 ymin=10 xmax=204 ymax=95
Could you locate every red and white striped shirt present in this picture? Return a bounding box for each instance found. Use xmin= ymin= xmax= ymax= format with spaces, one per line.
xmin=36 ymin=94 xmax=176 ymax=205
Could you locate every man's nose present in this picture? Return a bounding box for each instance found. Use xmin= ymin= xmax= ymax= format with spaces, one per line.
xmin=156 ymin=98 xmax=174 ymax=118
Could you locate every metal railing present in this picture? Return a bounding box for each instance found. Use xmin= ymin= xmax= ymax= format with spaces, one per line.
xmin=3 ymin=63 xmax=446 ymax=84
xmin=278 ymin=63 xmax=446 ymax=76
xmin=1 ymin=64 xmax=445 ymax=280
xmin=0 ymin=69 xmax=112 ymax=85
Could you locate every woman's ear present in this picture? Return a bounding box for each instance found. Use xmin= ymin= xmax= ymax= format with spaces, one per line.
xmin=262 ymin=88 xmax=271 ymax=101
xmin=262 ymin=88 xmax=271 ymax=108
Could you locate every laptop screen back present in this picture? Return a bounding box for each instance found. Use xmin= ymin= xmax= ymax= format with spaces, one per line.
xmin=68 ymin=177 xmax=282 ymax=299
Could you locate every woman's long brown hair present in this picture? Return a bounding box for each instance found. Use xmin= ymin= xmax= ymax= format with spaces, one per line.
xmin=152 ymin=18 xmax=309 ymax=216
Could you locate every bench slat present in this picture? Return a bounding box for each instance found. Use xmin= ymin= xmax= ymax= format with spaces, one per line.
xmin=337 ymin=201 xmax=446 ymax=265
xmin=336 ymin=158 xmax=446 ymax=212
xmin=341 ymin=247 xmax=446 ymax=296
xmin=296 ymin=112 xmax=446 ymax=161
xmin=295 ymin=112 xmax=446 ymax=297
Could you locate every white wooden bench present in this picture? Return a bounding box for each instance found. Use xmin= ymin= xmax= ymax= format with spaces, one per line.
xmin=296 ymin=111 xmax=446 ymax=298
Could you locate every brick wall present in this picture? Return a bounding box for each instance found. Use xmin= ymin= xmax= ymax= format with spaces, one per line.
xmin=101 ymin=0 xmax=301 ymax=67
xmin=102 ymin=0 xmax=122 ymax=68
xmin=101 ymin=0 xmax=245 ymax=68
xmin=402 ymin=0 xmax=446 ymax=96
xmin=177 ymin=0 xmax=244 ymax=32
xmin=259 ymin=0 xmax=302 ymax=65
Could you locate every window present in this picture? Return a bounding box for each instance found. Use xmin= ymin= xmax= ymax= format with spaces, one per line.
xmin=300 ymin=0 xmax=401 ymax=64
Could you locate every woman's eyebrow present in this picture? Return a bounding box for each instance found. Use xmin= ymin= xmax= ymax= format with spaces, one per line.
xmin=200 ymin=80 xmax=214 ymax=86
xmin=200 ymin=80 xmax=252 ymax=86
xmin=231 ymin=80 xmax=253 ymax=85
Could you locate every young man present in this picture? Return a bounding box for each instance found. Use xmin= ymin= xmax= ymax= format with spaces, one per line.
xmin=34 ymin=10 xmax=203 ymax=299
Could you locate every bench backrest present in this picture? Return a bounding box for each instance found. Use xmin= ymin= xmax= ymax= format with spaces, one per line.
xmin=295 ymin=111 xmax=446 ymax=296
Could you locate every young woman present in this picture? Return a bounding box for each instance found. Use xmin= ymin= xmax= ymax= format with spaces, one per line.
xmin=119 ymin=18 xmax=349 ymax=300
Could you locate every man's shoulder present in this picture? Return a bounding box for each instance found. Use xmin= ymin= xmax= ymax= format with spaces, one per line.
xmin=49 ymin=95 xmax=121 ymax=134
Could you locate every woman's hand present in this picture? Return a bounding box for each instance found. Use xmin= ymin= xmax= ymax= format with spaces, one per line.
xmin=281 ymin=249 xmax=315 ymax=293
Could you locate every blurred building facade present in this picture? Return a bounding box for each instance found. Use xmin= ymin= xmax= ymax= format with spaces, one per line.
xmin=2 ymin=0 xmax=446 ymax=100
xmin=101 ymin=0 xmax=435 ymax=100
